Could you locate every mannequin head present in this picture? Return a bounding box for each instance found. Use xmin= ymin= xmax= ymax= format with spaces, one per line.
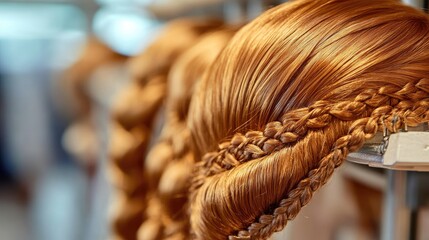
xmin=188 ymin=0 xmax=429 ymax=239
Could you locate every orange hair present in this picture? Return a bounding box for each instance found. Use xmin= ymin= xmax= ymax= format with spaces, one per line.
xmin=138 ymin=28 xmax=237 ymax=240
xmin=108 ymin=18 xmax=223 ymax=240
xmin=61 ymin=37 xmax=126 ymax=118
xmin=60 ymin=37 xmax=127 ymax=170
xmin=188 ymin=0 xmax=429 ymax=239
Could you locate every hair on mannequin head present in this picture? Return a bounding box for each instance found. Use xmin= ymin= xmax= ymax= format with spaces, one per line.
xmin=60 ymin=37 xmax=127 ymax=171
xmin=188 ymin=0 xmax=429 ymax=239
xmin=128 ymin=19 xmax=224 ymax=83
xmin=139 ymin=28 xmax=237 ymax=240
xmin=61 ymin=37 xmax=126 ymax=118
xmin=113 ymin=18 xmax=223 ymax=128
xmin=108 ymin=18 xmax=224 ymax=240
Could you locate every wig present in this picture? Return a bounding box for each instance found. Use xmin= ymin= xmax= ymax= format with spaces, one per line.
xmin=138 ymin=28 xmax=237 ymax=240
xmin=62 ymin=37 xmax=126 ymax=118
xmin=60 ymin=37 xmax=126 ymax=169
xmin=188 ymin=0 xmax=429 ymax=239
xmin=108 ymin=19 xmax=223 ymax=240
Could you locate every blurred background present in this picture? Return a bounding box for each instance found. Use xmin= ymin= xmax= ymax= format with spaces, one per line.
xmin=0 ymin=0 xmax=428 ymax=240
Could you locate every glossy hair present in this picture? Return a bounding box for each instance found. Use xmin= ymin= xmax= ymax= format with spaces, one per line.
xmin=138 ymin=28 xmax=237 ymax=240
xmin=108 ymin=19 xmax=223 ymax=240
xmin=188 ymin=0 xmax=429 ymax=239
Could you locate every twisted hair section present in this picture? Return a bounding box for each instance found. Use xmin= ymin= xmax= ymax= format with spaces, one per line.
xmin=230 ymin=99 xmax=429 ymax=240
xmin=190 ymin=91 xmax=429 ymax=240
xmin=187 ymin=0 xmax=429 ymax=239
xmin=191 ymin=80 xmax=429 ymax=192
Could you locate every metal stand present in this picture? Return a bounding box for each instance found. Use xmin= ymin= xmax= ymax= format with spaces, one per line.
xmin=362 ymin=0 xmax=428 ymax=236
xmin=381 ymin=170 xmax=411 ymax=240
xmin=381 ymin=171 xmax=429 ymax=240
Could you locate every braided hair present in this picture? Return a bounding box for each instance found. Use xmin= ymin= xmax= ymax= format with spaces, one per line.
xmin=108 ymin=18 xmax=223 ymax=240
xmin=139 ymin=28 xmax=237 ymax=240
xmin=188 ymin=0 xmax=429 ymax=239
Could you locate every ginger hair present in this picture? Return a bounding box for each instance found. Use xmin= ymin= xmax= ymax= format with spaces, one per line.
xmin=108 ymin=19 xmax=223 ymax=240
xmin=113 ymin=19 xmax=224 ymax=128
xmin=60 ymin=37 xmax=127 ymax=170
xmin=139 ymin=29 xmax=237 ymax=240
xmin=188 ymin=0 xmax=429 ymax=239
xmin=61 ymin=37 xmax=126 ymax=118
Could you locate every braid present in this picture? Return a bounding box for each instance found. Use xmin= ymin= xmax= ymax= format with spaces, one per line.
xmin=189 ymin=87 xmax=428 ymax=239
xmin=192 ymin=80 xmax=429 ymax=194
xmin=135 ymin=28 xmax=235 ymax=239
xmin=110 ymin=80 xmax=168 ymax=239
xmin=108 ymin=19 xmax=225 ymax=240
xmin=187 ymin=1 xmax=429 ymax=239
xmin=229 ymin=97 xmax=428 ymax=239
xmin=141 ymin=117 xmax=192 ymax=239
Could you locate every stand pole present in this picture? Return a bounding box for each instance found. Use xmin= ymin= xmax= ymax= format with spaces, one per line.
xmin=381 ymin=170 xmax=410 ymax=240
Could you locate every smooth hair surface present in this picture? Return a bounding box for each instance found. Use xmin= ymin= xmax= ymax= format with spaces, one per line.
xmin=188 ymin=0 xmax=429 ymax=239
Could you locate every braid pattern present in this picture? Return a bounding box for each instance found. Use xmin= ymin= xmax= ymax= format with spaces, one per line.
xmin=224 ymin=82 xmax=429 ymax=239
xmin=191 ymin=79 xmax=429 ymax=195
xmin=140 ymin=115 xmax=193 ymax=239
xmin=107 ymin=19 xmax=226 ymax=240
xmin=137 ymin=28 xmax=235 ymax=239
xmin=109 ymin=82 xmax=166 ymax=240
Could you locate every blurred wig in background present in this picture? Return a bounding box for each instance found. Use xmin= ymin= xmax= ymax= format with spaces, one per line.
xmin=108 ymin=18 xmax=224 ymax=240
xmin=59 ymin=37 xmax=127 ymax=173
xmin=138 ymin=27 xmax=237 ymax=240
